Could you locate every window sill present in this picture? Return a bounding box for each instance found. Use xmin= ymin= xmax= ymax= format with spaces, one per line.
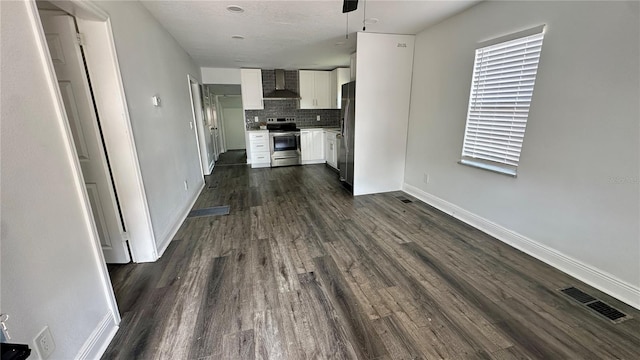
xmin=458 ymin=159 xmax=517 ymax=177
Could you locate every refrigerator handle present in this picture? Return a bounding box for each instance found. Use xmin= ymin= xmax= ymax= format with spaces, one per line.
xmin=343 ymin=99 xmax=350 ymax=150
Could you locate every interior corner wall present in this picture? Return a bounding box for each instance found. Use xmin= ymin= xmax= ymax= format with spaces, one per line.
xmin=404 ymin=0 xmax=640 ymax=305
xmin=201 ymin=67 xmax=241 ymax=84
xmin=353 ymin=32 xmax=415 ymax=196
xmin=1 ymin=1 xmax=115 ymax=358
xmin=96 ymin=1 xmax=204 ymax=250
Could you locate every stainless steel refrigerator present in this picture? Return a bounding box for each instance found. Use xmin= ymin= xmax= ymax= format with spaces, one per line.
xmin=338 ymin=81 xmax=355 ymax=188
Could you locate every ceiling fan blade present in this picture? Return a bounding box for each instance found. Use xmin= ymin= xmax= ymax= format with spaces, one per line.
xmin=342 ymin=0 xmax=358 ymax=13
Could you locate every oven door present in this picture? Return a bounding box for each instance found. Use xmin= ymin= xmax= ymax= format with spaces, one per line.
xmin=270 ymin=132 xmax=301 ymax=166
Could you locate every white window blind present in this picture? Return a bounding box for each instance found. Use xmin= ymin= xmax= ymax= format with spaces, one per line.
xmin=461 ymin=28 xmax=545 ymax=176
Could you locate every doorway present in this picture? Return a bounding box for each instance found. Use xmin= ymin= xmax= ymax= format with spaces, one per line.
xmin=30 ymin=0 xmax=165 ymax=339
xmin=37 ymin=0 xmax=159 ymax=265
xmin=204 ymin=84 xmax=246 ymax=165
xmin=188 ymin=76 xmax=208 ymax=176
xmin=38 ymin=7 xmax=131 ymax=264
xmin=218 ymin=96 xmax=245 ymax=150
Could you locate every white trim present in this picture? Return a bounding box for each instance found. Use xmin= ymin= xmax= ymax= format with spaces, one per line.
xmin=74 ymin=313 xmax=118 ymax=360
xmin=155 ymin=180 xmax=205 ymax=257
xmin=459 ymin=158 xmax=517 ymax=177
xmin=402 ymin=182 xmax=640 ymax=310
xmin=27 ymin=0 xmax=122 ymax=326
xmin=188 ymin=74 xmax=209 ymax=177
xmin=50 ymin=0 xmax=108 ymax=21
xmin=75 ymin=10 xmax=158 ymax=262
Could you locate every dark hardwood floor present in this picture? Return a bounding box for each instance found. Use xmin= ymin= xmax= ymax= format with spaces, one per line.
xmin=215 ymin=149 xmax=247 ymax=166
xmin=105 ymin=163 xmax=640 ymax=359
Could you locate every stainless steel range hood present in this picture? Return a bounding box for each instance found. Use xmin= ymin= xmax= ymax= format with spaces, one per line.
xmin=263 ymin=69 xmax=301 ymax=100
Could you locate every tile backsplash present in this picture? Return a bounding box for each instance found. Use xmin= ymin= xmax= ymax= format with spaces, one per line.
xmin=245 ymin=70 xmax=341 ymax=129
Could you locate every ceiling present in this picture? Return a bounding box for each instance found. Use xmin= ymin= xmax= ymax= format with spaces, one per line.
xmin=141 ymin=0 xmax=481 ymax=70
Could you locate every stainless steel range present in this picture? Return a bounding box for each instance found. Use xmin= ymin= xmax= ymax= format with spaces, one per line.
xmin=267 ymin=118 xmax=301 ymax=167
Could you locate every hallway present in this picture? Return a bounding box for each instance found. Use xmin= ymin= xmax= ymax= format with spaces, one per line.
xmin=104 ymin=164 xmax=640 ymax=359
xmin=215 ymin=150 xmax=247 ymax=166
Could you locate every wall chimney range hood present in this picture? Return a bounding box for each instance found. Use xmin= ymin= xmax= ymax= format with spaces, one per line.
xmin=263 ymin=69 xmax=301 ymax=100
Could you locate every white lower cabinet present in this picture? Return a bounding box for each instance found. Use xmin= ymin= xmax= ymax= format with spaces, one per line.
xmin=248 ymin=130 xmax=270 ymax=168
xmin=300 ymin=129 xmax=325 ymax=164
xmin=324 ymin=131 xmax=338 ymax=169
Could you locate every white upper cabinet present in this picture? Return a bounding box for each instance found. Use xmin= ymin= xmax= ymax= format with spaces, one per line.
xmin=240 ymin=69 xmax=263 ymax=110
xmin=299 ymin=70 xmax=332 ymax=109
xmin=315 ymin=72 xmax=331 ymax=108
xmin=299 ymin=70 xmax=315 ymax=109
xmin=330 ymin=68 xmax=351 ymax=109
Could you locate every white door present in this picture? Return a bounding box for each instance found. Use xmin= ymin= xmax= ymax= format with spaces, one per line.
xmin=206 ymin=94 xmax=220 ymax=161
xmin=190 ymin=81 xmax=209 ymax=174
xmin=201 ymin=87 xmax=217 ymax=165
xmin=41 ymin=12 xmax=130 ymax=263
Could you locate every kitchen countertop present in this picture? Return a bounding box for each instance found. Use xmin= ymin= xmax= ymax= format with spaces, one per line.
xmin=298 ymin=127 xmax=340 ymax=131
xmin=247 ymin=126 xmax=340 ymax=132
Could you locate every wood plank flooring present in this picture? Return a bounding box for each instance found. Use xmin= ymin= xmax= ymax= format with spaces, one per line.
xmin=105 ymin=160 xmax=640 ymax=360
xmin=214 ymin=150 xmax=247 ymax=166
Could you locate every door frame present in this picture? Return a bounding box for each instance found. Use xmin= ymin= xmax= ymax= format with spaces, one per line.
xmin=187 ymin=74 xmax=210 ymax=176
xmin=27 ymin=0 xmax=122 ymax=332
xmin=42 ymin=0 xmax=159 ymax=262
xmin=38 ymin=9 xmax=134 ymax=265
xmin=214 ymin=94 xmax=228 ymax=153
xmin=27 ymin=0 xmax=162 ymax=326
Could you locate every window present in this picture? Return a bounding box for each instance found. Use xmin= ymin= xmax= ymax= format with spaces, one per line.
xmin=460 ymin=26 xmax=545 ymax=176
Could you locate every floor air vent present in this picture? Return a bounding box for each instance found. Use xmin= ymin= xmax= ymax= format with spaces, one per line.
xmin=561 ymin=287 xmax=596 ymax=303
xmin=397 ymin=197 xmax=413 ymax=203
xmin=187 ymin=205 xmax=230 ymax=218
xmin=560 ymin=286 xmax=629 ymax=323
xmin=586 ymin=301 xmax=627 ymax=321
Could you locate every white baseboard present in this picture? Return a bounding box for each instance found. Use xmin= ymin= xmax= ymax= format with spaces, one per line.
xmin=251 ymin=163 xmax=270 ymax=168
xmin=301 ymin=160 xmax=325 ymax=165
xmin=402 ymin=182 xmax=640 ymax=310
xmin=156 ymin=181 xmax=205 ymax=258
xmin=75 ymin=313 xmax=118 ymax=360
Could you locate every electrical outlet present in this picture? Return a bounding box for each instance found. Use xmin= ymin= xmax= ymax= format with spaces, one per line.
xmin=423 ymin=173 xmax=430 ymax=184
xmin=184 ymin=180 xmax=189 ymax=191
xmin=34 ymin=326 xmax=55 ymax=359
xmin=254 ymin=116 xmax=259 ymax=122
xmin=316 ymin=115 xmax=321 ymax=121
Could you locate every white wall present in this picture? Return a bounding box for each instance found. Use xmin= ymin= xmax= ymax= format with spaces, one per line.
xmin=97 ymin=1 xmax=204 ymax=251
xmin=404 ymin=1 xmax=640 ymax=307
xmin=354 ymin=32 xmax=415 ymax=196
xmin=219 ymin=96 xmax=246 ymax=150
xmin=201 ymin=67 xmax=241 ymax=84
xmin=1 ymin=1 xmax=117 ymax=358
